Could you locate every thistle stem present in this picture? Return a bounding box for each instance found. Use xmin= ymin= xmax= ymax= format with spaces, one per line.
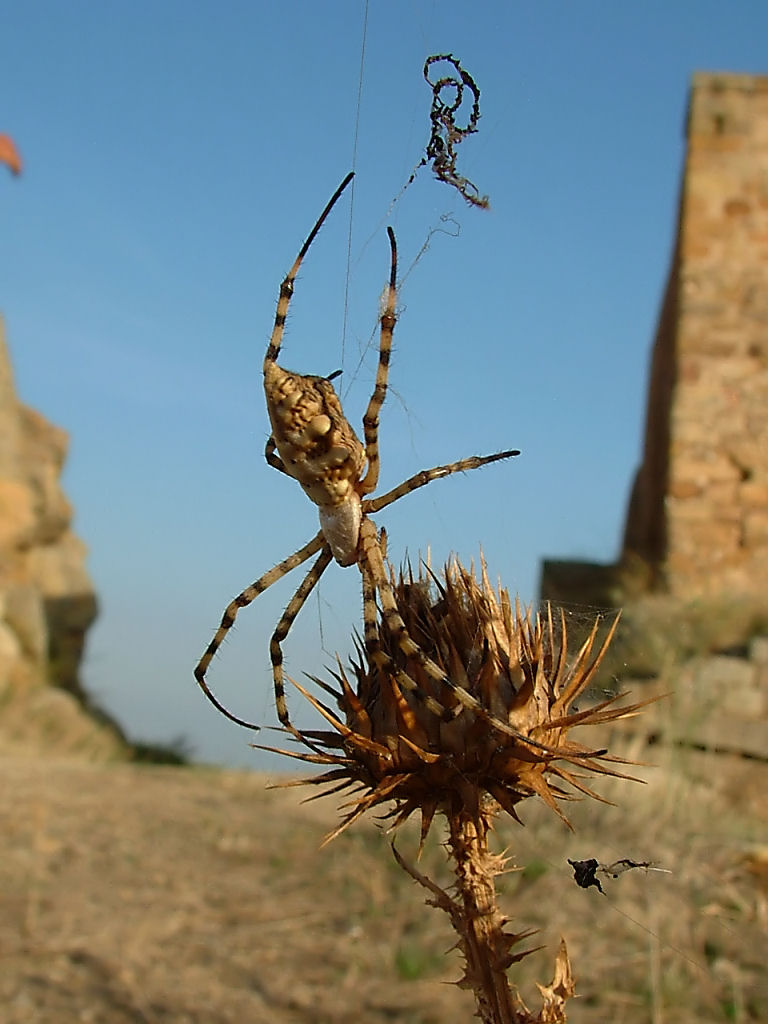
xmin=394 ymin=809 xmax=571 ymax=1023
xmin=447 ymin=811 xmax=522 ymax=1024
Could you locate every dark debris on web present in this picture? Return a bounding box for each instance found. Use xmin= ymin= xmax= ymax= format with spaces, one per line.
xmin=411 ymin=53 xmax=490 ymax=210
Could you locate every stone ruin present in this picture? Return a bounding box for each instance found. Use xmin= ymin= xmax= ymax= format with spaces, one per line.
xmin=540 ymin=72 xmax=768 ymax=757
xmin=543 ymin=72 xmax=768 ymax=610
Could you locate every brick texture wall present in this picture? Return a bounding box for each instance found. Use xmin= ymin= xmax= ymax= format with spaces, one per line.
xmin=543 ymin=72 xmax=768 ymax=607
xmin=625 ymin=72 xmax=768 ymax=599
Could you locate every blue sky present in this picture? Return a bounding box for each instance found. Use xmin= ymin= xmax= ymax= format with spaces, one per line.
xmin=2 ymin=1 xmax=767 ymax=768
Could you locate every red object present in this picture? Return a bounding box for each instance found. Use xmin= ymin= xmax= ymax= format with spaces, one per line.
xmin=0 ymin=135 xmax=22 ymax=175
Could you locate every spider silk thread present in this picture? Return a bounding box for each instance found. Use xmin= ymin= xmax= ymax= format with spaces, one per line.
xmin=340 ymin=0 xmax=369 ymax=373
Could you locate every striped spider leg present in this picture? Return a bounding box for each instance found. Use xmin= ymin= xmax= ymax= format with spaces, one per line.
xmin=196 ymin=173 xmax=559 ymax=752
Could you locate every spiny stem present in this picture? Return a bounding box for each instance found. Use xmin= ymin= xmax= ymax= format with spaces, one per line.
xmin=448 ymin=812 xmax=521 ymax=1024
xmin=393 ymin=811 xmax=571 ymax=1024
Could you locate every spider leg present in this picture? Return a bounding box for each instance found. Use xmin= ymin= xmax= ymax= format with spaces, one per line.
xmin=357 ymin=517 xmax=564 ymax=755
xmin=263 ymin=171 xmax=355 ymax=371
xmin=359 ymin=226 xmax=397 ymax=496
xmin=270 ymin=544 xmax=334 ymax=743
xmin=194 ymin=530 xmax=325 ymax=730
xmin=265 ymin=435 xmax=289 ymax=475
xmin=361 ymin=547 xmax=451 ymax=723
xmin=362 ymin=449 xmax=520 ymax=515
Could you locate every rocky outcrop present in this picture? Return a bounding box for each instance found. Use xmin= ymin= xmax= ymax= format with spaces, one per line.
xmin=0 ymin=315 xmax=127 ymax=759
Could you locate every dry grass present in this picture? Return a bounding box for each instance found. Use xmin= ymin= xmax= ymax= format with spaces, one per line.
xmin=505 ymin=727 xmax=768 ymax=1023
xmin=1 ymin=708 xmax=766 ymax=1023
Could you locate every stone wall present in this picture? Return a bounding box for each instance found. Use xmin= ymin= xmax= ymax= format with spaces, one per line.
xmin=0 ymin=315 xmax=127 ymax=758
xmin=542 ymin=72 xmax=768 ymax=608
xmin=627 ymin=71 xmax=768 ymax=599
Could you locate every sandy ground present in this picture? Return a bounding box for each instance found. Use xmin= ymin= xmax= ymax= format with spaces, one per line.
xmin=1 ymin=737 xmax=766 ymax=1023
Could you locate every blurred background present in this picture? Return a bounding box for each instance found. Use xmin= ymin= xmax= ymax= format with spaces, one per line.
xmin=3 ymin=0 xmax=768 ymax=768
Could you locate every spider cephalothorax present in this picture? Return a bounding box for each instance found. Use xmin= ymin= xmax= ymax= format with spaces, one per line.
xmin=195 ymin=172 xmax=546 ymax=749
xmin=263 ymin=364 xmax=366 ymax=566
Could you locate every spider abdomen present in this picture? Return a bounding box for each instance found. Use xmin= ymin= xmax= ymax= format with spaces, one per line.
xmin=319 ymin=494 xmax=362 ymax=567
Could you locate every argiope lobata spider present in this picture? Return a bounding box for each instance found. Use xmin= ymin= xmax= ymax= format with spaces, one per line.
xmin=194 ymin=172 xmax=555 ymax=752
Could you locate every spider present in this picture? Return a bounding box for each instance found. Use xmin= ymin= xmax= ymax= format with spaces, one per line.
xmin=194 ymin=172 xmax=553 ymax=751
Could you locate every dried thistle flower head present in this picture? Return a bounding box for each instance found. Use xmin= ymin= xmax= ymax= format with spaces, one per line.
xmin=262 ymin=557 xmax=651 ymax=1024
xmin=273 ymin=557 xmax=645 ymax=847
